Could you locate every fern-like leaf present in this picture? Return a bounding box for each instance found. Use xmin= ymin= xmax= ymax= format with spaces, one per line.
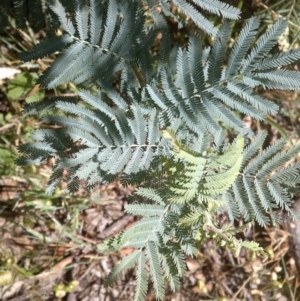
xmin=105 ymin=250 xmax=141 ymax=286
xmin=47 ymin=0 xmax=76 ymax=35
xmin=225 ymin=17 xmax=260 ymax=78
xmin=192 ymin=0 xmax=240 ymax=19
xmin=134 ymin=254 xmax=149 ymax=301
xmin=208 ymin=20 xmax=231 ymax=86
xmin=242 ymin=18 xmax=288 ymax=73
xmin=230 ymin=135 xmax=300 ymax=226
xmin=19 ymin=34 xmax=73 ymax=62
xmin=146 ymin=241 xmax=165 ymax=300
xmin=125 ymin=204 xmax=165 ymax=217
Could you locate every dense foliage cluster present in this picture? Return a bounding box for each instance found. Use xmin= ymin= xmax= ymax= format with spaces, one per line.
xmin=16 ymin=0 xmax=300 ymax=299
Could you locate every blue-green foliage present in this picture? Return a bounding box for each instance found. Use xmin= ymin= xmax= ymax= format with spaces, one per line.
xmin=16 ymin=0 xmax=300 ymax=300
xmin=99 ymin=132 xmax=268 ymax=300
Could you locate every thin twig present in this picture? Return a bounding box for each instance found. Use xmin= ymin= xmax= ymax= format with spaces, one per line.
xmin=259 ymin=2 xmax=300 ymax=30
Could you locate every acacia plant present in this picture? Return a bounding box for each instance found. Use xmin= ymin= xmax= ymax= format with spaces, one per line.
xmin=17 ymin=0 xmax=300 ymax=299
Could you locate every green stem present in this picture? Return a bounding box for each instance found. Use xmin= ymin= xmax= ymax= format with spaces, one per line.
xmin=266 ymin=115 xmax=287 ymax=137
